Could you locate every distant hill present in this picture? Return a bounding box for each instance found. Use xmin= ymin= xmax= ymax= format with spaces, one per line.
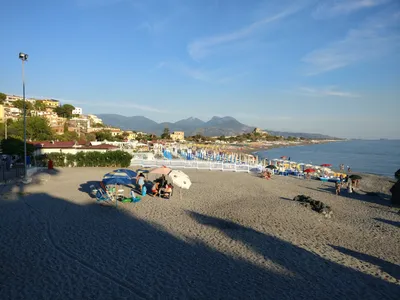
xmin=265 ymin=130 xmax=339 ymax=140
xmin=97 ymin=114 xmax=339 ymax=139
xmin=98 ymin=114 xmax=254 ymax=136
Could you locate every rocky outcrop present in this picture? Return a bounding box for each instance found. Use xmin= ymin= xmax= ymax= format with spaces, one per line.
xmin=293 ymin=195 xmax=333 ymax=218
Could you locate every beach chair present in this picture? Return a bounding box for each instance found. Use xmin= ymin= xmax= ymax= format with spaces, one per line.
xmin=93 ymin=185 xmax=114 ymax=204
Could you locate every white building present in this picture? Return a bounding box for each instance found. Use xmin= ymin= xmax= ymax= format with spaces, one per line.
xmin=87 ymin=114 xmax=103 ymax=124
xmin=72 ymin=107 xmax=83 ymax=115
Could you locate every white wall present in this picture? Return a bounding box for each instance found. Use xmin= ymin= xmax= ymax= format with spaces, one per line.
xmin=72 ymin=107 xmax=83 ymax=115
xmin=34 ymin=148 xmax=112 ymax=156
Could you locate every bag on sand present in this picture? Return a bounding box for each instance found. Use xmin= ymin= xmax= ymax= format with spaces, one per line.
xmin=142 ymin=186 xmax=147 ymax=196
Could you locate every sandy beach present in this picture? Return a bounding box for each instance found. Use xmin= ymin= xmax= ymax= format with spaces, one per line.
xmin=0 ymin=167 xmax=399 ymax=299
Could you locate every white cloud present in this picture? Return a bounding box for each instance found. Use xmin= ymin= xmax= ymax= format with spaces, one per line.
xmin=299 ymin=87 xmax=360 ymax=98
xmin=157 ymin=61 xmax=247 ymax=84
xmin=313 ymin=0 xmax=390 ymax=18
xmin=187 ymin=2 xmax=309 ymax=60
xmin=303 ymin=10 xmax=400 ymax=74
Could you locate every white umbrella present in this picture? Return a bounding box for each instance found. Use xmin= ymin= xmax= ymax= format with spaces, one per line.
xmin=169 ymin=173 xmax=191 ymax=189
xmin=169 ymin=170 xmax=189 ymax=179
xmin=169 ymin=170 xmax=191 ymax=199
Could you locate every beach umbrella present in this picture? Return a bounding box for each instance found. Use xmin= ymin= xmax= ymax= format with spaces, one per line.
xmin=150 ymin=166 xmax=172 ymax=175
xmin=304 ymin=168 xmax=316 ymax=173
xmin=169 ymin=169 xmax=189 ymax=179
xmin=321 ymin=164 xmax=332 ymax=167
xmin=113 ymin=168 xmax=137 ymax=178
xmin=103 ymin=170 xmax=134 ymax=185
xmin=349 ymin=174 xmax=362 ymax=180
xmin=169 ymin=170 xmax=192 ymax=199
xmin=266 ymin=165 xmax=277 ymax=169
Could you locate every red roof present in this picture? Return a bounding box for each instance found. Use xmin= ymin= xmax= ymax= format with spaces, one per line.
xmin=31 ymin=141 xmax=76 ymax=148
xmin=83 ymin=144 xmax=119 ymax=149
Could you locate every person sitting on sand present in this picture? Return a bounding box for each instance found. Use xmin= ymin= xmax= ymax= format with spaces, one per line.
xmin=136 ymin=172 xmax=146 ymax=192
xmin=151 ymin=182 xmax=160 ymax=197
xmin=335 ymin=181 xmax=341 ymax=195
xmin=161 ymin=184 xmax=173 ymax=199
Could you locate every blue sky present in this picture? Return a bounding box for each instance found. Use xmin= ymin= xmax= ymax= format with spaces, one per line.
xmin=1 ymin=0 xmax=399 ymax=139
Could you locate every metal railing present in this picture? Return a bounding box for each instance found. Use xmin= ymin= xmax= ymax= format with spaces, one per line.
xmin=0 ymin=163 xmax=25 ymax=183
xmin=130 ymin=159 xmax=262 ymax=173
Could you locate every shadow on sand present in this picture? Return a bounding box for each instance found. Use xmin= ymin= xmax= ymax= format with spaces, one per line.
xmin=330 ymin=245 xmax=400 ymax=281
xmin=374 ymin=217 xmax=400 ymax=228
xmin=0 ymin=171 xmax=399 ymax=299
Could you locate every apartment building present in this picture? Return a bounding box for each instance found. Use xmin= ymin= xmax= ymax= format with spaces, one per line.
xmin=68 ymin=117 xmax=91 ymax=133
xmin=72 ymin=107 xmax=83 ymax=115
xmin=87 ymin=114 xmax=103 ymax=124
xmin=37 ymin=99 xmax=60 ymax=108
xmin=123 ymin=130 xmax=137 ymax=140
xmin=0 ymin=105 xmax=4 ymax=123
xmin=170 ymin=131 xmax=185 ymax=141
xmin=48 ymin=117 xmax=67 ymax=135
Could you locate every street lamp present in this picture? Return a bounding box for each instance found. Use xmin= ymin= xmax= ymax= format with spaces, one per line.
xmin=19 ymin=52 xmax=28 ymax=180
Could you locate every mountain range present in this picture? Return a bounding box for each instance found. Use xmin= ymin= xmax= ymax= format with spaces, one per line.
xmin=97 ymin=114 xmax=338 ymax=139
xmin=97 ymin=114 xmax=254 ymax=137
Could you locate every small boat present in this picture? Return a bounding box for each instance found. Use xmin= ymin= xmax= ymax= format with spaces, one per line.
xmin=319 ymin=177 xmax=329 ymax=182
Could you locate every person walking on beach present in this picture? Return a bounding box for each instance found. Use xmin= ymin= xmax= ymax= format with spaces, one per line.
xmin=335 ymin=181 xmax=341 ymax=195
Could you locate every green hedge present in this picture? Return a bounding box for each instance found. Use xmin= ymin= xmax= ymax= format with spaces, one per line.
xmin=35 ymin=150 xmax=132 ymax=168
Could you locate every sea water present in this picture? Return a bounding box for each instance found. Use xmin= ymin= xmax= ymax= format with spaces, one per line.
xmin=256 ymin=140 xmax=400 ymax=177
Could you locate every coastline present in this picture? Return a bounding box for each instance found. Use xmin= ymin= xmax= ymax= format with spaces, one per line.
xmin=242 ymin=139 xmax=339 ymax=156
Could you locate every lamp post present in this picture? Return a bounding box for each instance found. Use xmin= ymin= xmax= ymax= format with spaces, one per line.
xmin=19 ymin=52 xmax=28 ymax=180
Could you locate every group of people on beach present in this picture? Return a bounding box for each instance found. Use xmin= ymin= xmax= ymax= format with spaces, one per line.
xmin=136 ymin=173 xmax=173 ymax=198
xmin=334 ymin=175 xmax=359 ymax=196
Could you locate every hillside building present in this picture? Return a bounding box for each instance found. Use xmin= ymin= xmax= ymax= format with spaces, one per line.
xmin=0 ymin=105 xmax=4 ymax=123
xmin=87 ymin=114 xmax=103 ymax=124
xmin=123 ymin=130 xmax=137 ymax=140
xmin=37 ymin=99 xmax=60 ymax=108
xmin=170 ymin=131 xmax=185 ymax=141
xmin=72 ymin=107 xmax=83 ymax=115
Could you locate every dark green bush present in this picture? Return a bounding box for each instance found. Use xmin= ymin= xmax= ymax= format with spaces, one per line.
xmin=34 ymin=150 xmax=132 ymax=168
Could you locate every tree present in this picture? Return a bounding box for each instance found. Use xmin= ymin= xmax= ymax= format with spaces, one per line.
xmin=8 ymin=116 xmax=54 ymax=141
xmin=13 ymin=99 xmax=33 ymax=111
xmin=1 ymin=137 xmax=35 ymax=156
xmin=161 ymin=127 xmax=170 ymax=139
xmin=34 ymin=101 xmax=46 ymax=111
xmin=95 ymin=131 xmax=113 ymax=141
xmin=55 ymin=104 xmax=75 ymax=118
xmin=0 ymin=92 xmax=6 ymax=104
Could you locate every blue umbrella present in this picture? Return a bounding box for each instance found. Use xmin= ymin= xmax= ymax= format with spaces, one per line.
xmin=103 ymin=169 xmax=136 ymax=185
xmin=114 ymin=169 xmax=137 ymax=178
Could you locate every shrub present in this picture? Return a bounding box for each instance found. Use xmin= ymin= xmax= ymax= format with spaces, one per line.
xmin=34 ymin=151 xmax=132 ymax=168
